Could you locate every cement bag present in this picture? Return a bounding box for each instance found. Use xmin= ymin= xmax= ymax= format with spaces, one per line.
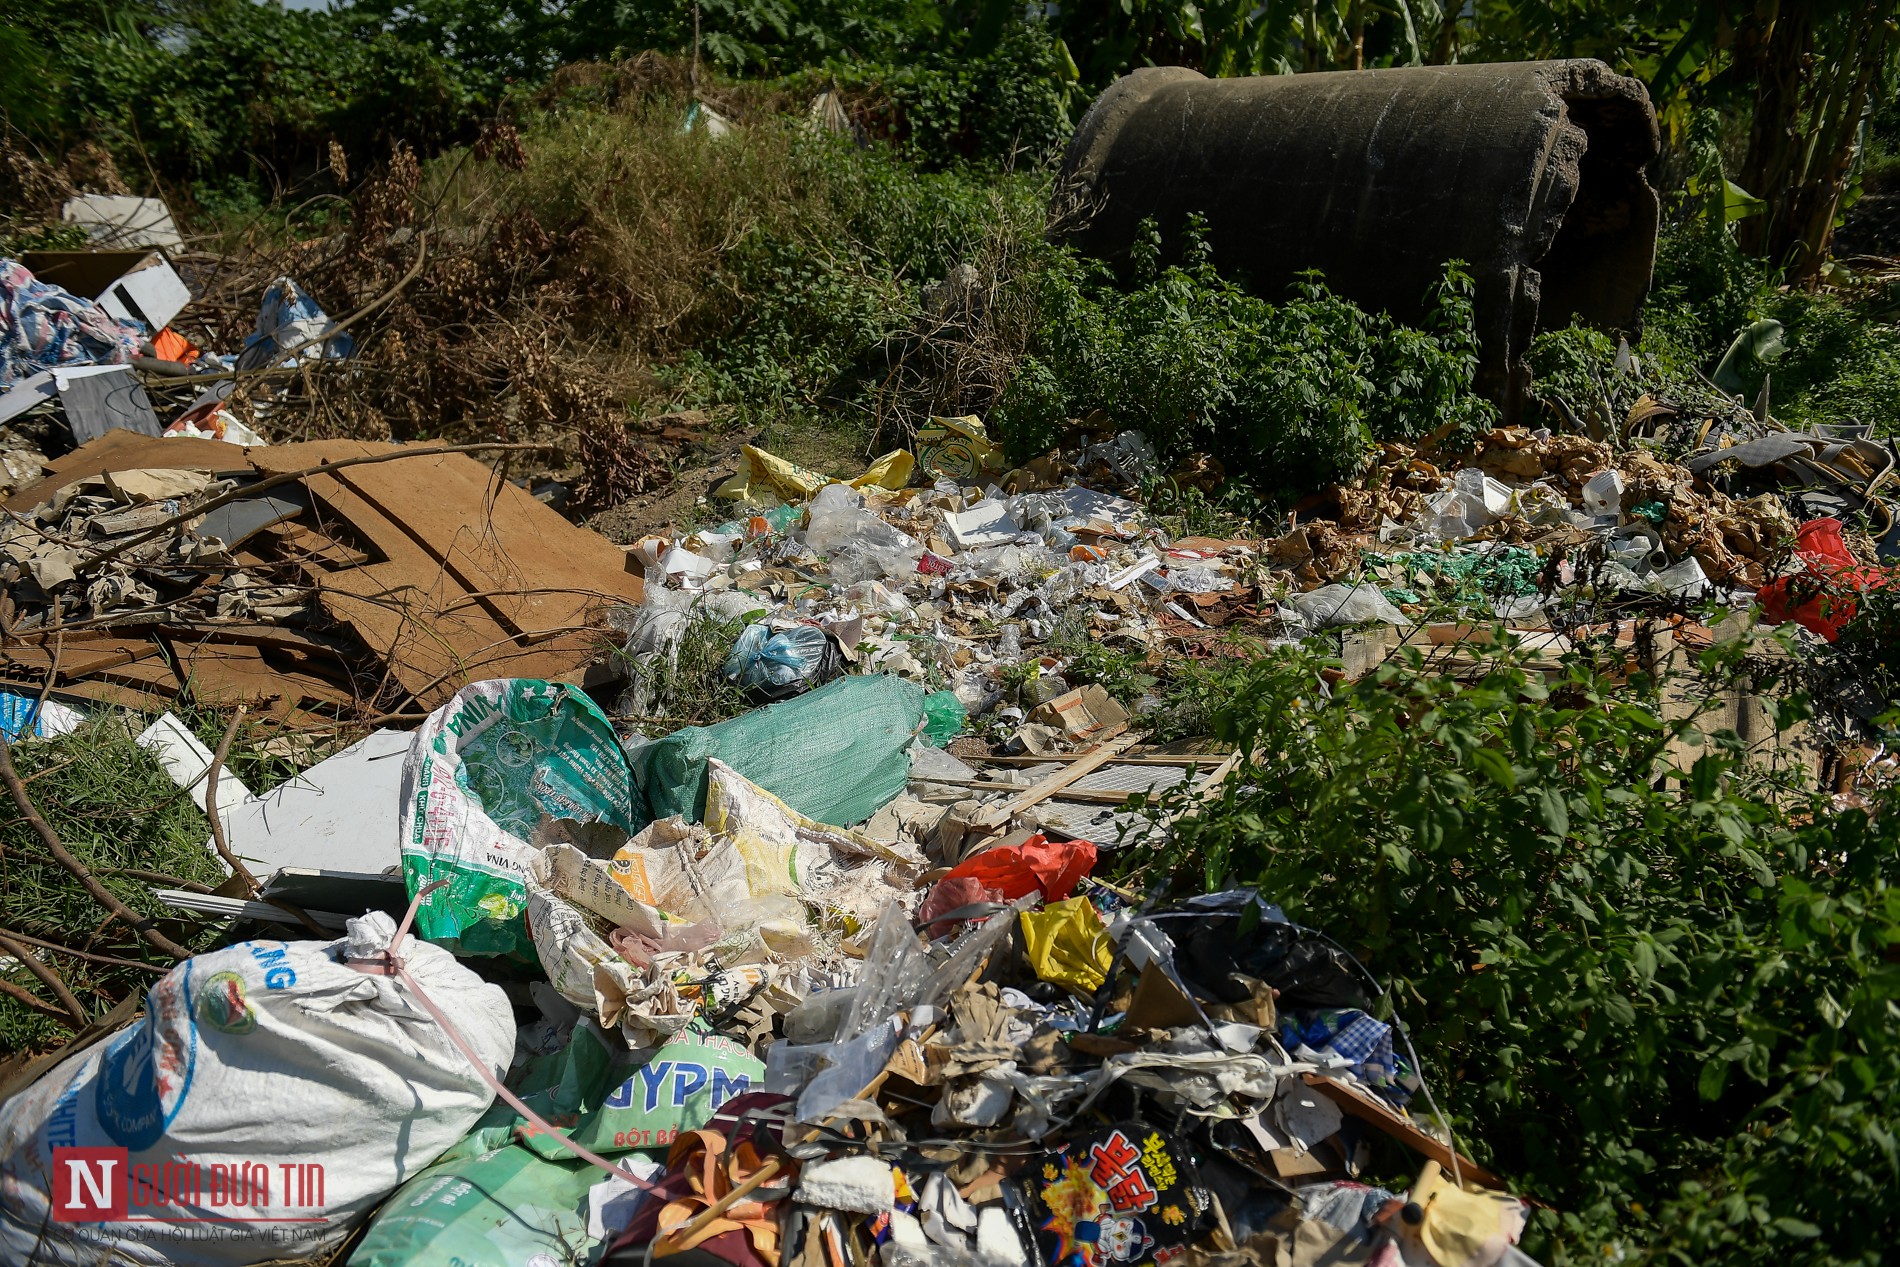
xmin=0 ymin=913 xmax=513 ymax=1267
xmin=633 ymin=672 xmax=926 ymax=826
xmin=403 ymin=678 xmax=649 ymax=958
xmin=506 ymin=1023 xmax=766 ymax=1159
xmin=348 ymin=1128 xmax=603 ymax=1267
xmin=550 ymin=763 xmax=915 ymax=958
xmin=701 ymin=758 xmax=922 ymax=930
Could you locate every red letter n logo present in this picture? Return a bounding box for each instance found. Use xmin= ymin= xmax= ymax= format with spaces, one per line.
xmin=52 ymin=1147 xmax=127 ymax=1221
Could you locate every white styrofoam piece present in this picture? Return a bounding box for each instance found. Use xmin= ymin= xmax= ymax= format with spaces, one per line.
xmin=943 ymin=500 xmax=1021 ymax=550
xmin=134 ymin=712 xmax=254 ymax=816
xmin=1582 ymin=469 xmax=1625 ymax=517
xmin=61 ymin=194 xmax=182 ymax=249
xmin=100 ymin=258 xmax=192 ymax=331
xmin=219 ymin=728 xmax=410 ymax=876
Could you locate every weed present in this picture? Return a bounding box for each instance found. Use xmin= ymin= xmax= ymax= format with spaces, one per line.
xmin=1138 ymin=638 xmax=1894 ymax=1266
xmin=991 ymin=225 xmax=1498 ymax=497
xmin=1043 ymin=609 xmax=1156 ymax=704
xmin=613 ymin=605 xmax=757 ymax=729
xmin=0 ymin=720 xmax=228 ymax=1053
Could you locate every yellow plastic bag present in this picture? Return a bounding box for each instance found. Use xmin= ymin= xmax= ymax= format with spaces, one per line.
xmin=1406 ymin=1161 xmax=1529 ymax=1267
xmin=1019 ymin=896 xmax=1113 ymax=996
xmin=714 ymin=445 xmax=833 ymax=502
xmin=915 ymin=416 xmax=1004 ymax=480
xmin=852 ymin=449 xmax=914 ymax=491
xmin=715 ymin=445 xmax=915 ymax=501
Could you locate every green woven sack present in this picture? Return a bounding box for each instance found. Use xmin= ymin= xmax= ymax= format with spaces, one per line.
xmin=401 ymin=679 xmax=650 ymax=958
xmin=634 ymin=673 xmax=925 ymax=827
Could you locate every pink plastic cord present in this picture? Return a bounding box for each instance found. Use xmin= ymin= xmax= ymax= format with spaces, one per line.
xmin=348 ymin=879 xmax=668 ymax=1193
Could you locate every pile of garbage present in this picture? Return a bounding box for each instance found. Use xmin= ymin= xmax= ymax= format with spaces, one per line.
xmin=1 ymin=231 xmax=1893 ymax=1267
xmin=0 ymin=659 xmax=1536 ymax=1267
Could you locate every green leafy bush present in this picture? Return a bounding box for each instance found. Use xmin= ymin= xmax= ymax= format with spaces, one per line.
xmin=1151 ymin=639 xmax=1900 ymax=1265
xmin=994 ymin=224 xmax=1498 ymax=496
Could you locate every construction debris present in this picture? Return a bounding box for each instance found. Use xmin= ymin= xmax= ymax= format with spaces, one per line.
xmin=1 ymin=432 xmax=644 ymax=713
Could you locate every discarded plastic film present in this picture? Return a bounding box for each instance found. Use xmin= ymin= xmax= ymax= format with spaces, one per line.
xmin=402 ymin=679 xmax=648 ymax=957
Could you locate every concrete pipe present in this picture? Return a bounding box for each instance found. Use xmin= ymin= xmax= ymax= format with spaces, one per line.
xmin=1053 ymin=60 xmax=1660 ymax=418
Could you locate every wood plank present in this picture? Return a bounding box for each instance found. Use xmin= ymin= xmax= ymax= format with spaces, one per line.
xmin=0 ymin=634 xmax=167 ymax=684
xmin=242 ymin=443 xmax=633 ymax=704
xmin=1300 ymin=1073 xmax=1505 ymax=1190
xmin=163 ymin=635 xmax=357 ymax=708
xmin=329 ymin=444 xmax=644 ymax=631
xmin=287 ymin=470 xmax=510 ymax=703
xmin=920 ymin=779 xmax=1160 ymax=805
xmin=252 ymin=442 xmax=642 ymax=639
xmin=977 ymin=754 xmax=1232 ymax=767
xmin=2 ymin=432 xmax=246 ymax=511
xmin=970 ymin=732 xmax=1142 ymax=830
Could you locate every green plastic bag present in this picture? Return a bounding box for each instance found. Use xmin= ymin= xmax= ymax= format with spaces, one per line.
xmin=921 ymin=690 xmax=966 ymax=747
xmin=633 ymin=673 xmax=925 ymax=827
xmin=349 ymin=1128 xmax=601 ymax=1267
xmin=401 ymin=679 xmax=650 ymax=958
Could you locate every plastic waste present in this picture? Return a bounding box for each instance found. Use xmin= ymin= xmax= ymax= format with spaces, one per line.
xmin=0 ymin=691 xmax=85 ymax=740
xmin=401 ymin=679 xmax=648 ymax=958
xmin=915 ymin=836 xmax=1098 ymax=933
xmin=233 ymin=276 xmax=353 ymax=371
xmin=806 ymin=488 xmax=922 ymax=561
xmin=714 ymin=503 xmax=805 ymax=538
xmin=1020 ymin=896 xmax=1115 ymax=996
xmin=910 ymin=742 xmax=978 ymax=785
xmin=1582 ymin=469 xmax=1625 ymax=517
xmin=508 ymin=1023 xmax=766 ymax=1161
xmin=995 ymin=624 xmax=1024 ymax=661
xmin=921 ymin=689 xmax=967 ymax=747
xmin=942 ymin=499 xmax=1022 ymax=550
xmin=1283 ymin=582 xmax=1411 ymax=628
xmin=1649 ymin=555 xmax=1710 ymax=599
xmin=1760 ymin=517 xmax=1890 ymax=640
xmin=0 ymin=913 xmax=514 ymax=1267
xmin=722 ymin=622 xmax=841 ymax=700
xmin=1454 ymin=466 xmax=1515 ymax=520
xmin=1012 ymin=1127 xmax=1214 ymax=1267
xmin=1077 ymin=429 xmax=1158 ymax=486
xmin=1163 ymin=564 xmax=1227 ymax=594
xmin=915 ymin=415 xmax=1005 ymax=481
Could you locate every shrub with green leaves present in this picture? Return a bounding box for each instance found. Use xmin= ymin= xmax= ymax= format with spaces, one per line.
xmin=994 ymin=224 xmax=1498 ymax=496
xmin=1149 ymin=638 xmax=1899 ymax=1265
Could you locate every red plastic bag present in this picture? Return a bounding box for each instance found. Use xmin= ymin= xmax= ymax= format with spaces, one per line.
xmin=916 ymin=835 xmax=1096 ymax=933
xmin=1759 ymin=518 xmax=1889 ymax=642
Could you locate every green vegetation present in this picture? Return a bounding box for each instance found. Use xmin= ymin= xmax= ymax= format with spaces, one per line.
xmin=2 ymin=2 xmax=1900 ymax=1260
xmin=1143 ymin=635 xmax=1896 ymax=1266
xmin=994 ymin=228 xmax=1497 ymax=491
xmin=0 ymin=719 xmax=233 ymax=1053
